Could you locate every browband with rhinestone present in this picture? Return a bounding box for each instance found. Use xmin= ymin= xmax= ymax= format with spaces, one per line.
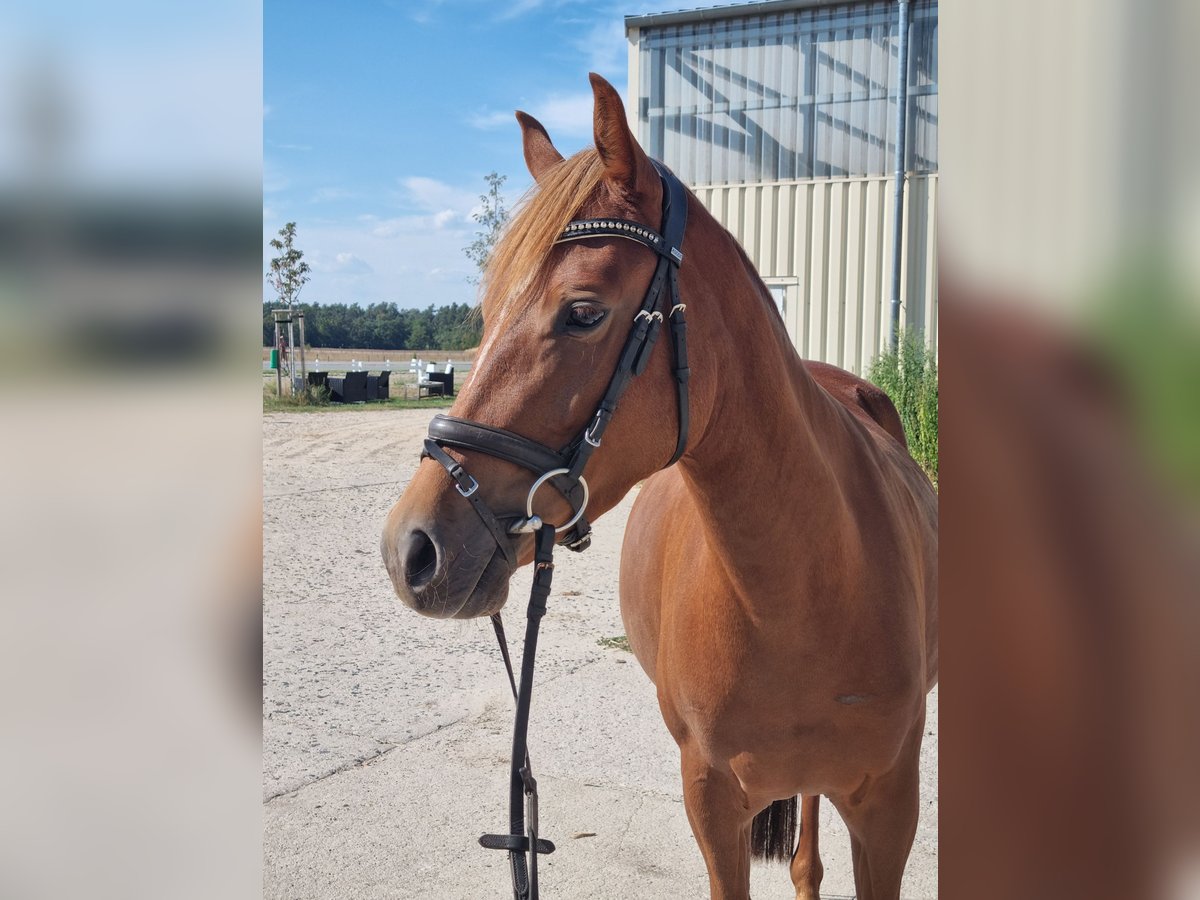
xmin=554 ymin=217 xmax=683 ymax=264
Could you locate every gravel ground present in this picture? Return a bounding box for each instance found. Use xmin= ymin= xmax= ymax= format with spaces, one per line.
xmin=263 ymin=408 xmax=937 ymax=899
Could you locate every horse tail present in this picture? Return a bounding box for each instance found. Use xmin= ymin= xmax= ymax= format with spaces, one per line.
xmin=750 ymin=795 xmax=798 ymax=863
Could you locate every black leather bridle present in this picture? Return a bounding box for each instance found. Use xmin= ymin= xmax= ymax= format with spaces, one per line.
xmin=419 ymin=160 xmax=690 ymax=900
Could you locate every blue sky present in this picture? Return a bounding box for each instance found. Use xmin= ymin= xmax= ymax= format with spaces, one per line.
xmin=264 ymin=0 xmax=725 ymax=307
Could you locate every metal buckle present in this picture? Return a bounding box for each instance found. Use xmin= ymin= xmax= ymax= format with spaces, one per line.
xmin=633 ymin=310 xmax=663 ymax=324
xmin=583 ymin=417 xmax=602 ymax=448
xmin=670 ymin=303 xmax=686 ymax=317
xmin=456 ymin=475 xmax=479 ymax=498
xmin=670 ymin=247 xmax=684 ymax=264
xmin=524 ymin=468 xmax=589 ymax=534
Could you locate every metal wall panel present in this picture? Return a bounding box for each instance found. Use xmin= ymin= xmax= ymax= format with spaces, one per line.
xmin=690 ymin=174 xmax=937 ymax=374
xmin=632 ymin=0 xmax=938 ymax=185
xmin=627 ymin=2 xmax=938 ymax=376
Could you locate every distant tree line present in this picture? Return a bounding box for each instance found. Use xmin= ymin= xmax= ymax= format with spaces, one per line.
xmin=262 ymin=301 xmax=481 ymax=350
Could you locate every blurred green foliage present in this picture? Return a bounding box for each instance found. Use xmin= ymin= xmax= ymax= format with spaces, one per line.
xmin=1089 ymin=260 xmax=1200 ymax=502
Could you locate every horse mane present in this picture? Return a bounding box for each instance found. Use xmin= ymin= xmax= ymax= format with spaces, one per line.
xmin=481 ymin=149 xmax=606 ymax=318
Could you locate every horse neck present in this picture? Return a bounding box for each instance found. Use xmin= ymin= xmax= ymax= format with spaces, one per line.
xmin=676 ymin=212 xmax=862 ymax=600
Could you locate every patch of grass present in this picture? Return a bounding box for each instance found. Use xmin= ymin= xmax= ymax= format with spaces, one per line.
xmin=598 ymin=635 xmax=632 ymax=653
xmin=262 ymin=380 xmax=454 ymax=413
xmin=262 ymin=383 xmax=331 ymax=411
xmin=867 ymin=331 xmax=938 ymax=484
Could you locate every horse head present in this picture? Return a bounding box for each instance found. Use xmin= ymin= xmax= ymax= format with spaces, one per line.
xmin=381 ymin=74 xmax=697 ymax=619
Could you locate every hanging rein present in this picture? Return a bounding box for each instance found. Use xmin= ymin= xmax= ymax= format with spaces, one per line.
xmin=419 ymin=160 xmax=690 ymax=900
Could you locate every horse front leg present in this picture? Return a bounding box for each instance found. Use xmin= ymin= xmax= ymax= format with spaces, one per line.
xmin=829 ymin=715 xmax=924 ymax=900
xmin=680 ymin=744 xmax=754 ymax=900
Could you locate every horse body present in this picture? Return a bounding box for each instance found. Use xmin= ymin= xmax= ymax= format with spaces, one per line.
xmin=620 ymin=368 xmax=937 ymax=787
xmin=616 ymin=259 xmax=936 ymax=897
xmin=382 ymin=74 xmax=937 ymax=900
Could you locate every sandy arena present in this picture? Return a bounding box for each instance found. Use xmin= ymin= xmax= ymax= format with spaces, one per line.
xmin=264 ymin=408 xmax=937 ymax=899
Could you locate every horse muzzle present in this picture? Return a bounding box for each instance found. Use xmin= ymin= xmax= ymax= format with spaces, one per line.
xmin=381 ymin=513 xmax=513 ymax=619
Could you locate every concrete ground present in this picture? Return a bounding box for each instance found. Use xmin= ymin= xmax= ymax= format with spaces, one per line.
xmin=264 ymin=409 xmax=937 ymax=899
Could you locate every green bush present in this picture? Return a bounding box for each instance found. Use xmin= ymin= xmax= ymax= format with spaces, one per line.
xmin=867 ymin=332 xmax=938 ymax=482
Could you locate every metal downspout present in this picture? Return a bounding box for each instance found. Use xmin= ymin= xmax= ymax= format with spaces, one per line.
xmin=889 ymin=0 xmax=911 ymax=350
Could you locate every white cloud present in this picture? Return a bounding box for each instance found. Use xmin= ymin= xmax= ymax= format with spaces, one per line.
xmin=398 ymin=176 xmax=478 ymax=215
xmin=534 ymin=93 xmax=595 ymax=137
xmin=395 ymin=0 xmax=446 ymax=24
xmin=262 ymin=171 xmax=518 ymax=305
xmin=574 ymin=18 xmax=626 ymax=77
xmin=469 ymin=91 xmax=595 ymax=139
xmin=369 ymin=210 xmax=470 ymax=239
xmin=494 ymin=0 xmax=550 ymax=22
xmin=468 ymin=109 xmax=514 ymax=130
xmin=331 ymin=252 xmax=373 ymax=275
xmin=265 ymin=217 xmax=479 ymax=306
xmin=370 ymin=216 xmax=426 ymax=239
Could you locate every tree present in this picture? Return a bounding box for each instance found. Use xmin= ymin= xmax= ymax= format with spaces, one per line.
xmin=267 ymin=222 xmax=311 ymax=311
xmin=463 ymin=172 xmax=509 ymax=285
xmin=260 ymin=299 xmax=482 ymax=351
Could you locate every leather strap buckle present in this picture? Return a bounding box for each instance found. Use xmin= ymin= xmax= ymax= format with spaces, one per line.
xmin=478 ymin=833 xmax=556 ymax=855
xmin=583 ymin=417 xmax=602 ymax=448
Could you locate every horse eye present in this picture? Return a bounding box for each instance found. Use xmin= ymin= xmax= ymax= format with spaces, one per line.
xmin=566 ymin=303 xmax=607 ymax=329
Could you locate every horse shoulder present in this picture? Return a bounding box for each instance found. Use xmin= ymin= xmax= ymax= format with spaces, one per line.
xmin=618 ymin=468 xmax=702 ymax=684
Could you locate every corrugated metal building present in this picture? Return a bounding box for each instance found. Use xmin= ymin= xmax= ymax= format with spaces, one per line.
xmin=626 ymin=0 xmax=937 ymax=374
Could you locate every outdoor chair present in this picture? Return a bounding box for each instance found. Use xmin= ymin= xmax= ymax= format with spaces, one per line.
xmin=376 ymin=371 xmax=390 ymax=400
xmin=328 ymin=370 xmax=369 ymax=403
xmin=428 ymin=370 xmax=454 ymax=396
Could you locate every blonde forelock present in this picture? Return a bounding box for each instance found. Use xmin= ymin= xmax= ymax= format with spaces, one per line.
xmin=480 ymin=149 xmax=607 ymax=319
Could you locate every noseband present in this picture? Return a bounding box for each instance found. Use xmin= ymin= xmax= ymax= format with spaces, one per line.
xmin=419 ymin=160 xmax=690 ymax=900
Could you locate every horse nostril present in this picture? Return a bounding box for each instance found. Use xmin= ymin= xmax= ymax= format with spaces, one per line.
xmin=404 ymin=529 xmax=438 ymax=589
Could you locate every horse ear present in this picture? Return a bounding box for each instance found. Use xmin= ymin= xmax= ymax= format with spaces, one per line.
xmin=589 ymin=72 xmax=654 ymax=193
xmin=516 ymin=111 xmax=564 ymax=183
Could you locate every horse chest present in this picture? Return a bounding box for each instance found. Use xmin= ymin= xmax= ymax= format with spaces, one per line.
xmin=652 ymin=583 xmax=918 ymax=783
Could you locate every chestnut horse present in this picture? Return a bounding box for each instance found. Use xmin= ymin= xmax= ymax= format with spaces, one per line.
xmin=382 ymin=74 xmax=937 ymax=900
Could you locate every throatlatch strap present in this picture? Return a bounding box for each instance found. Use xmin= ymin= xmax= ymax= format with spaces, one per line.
xmin=667 ymin=279 xmax=690 ymax=466
xmin=490 ymin=614 xmax=519 ymax=701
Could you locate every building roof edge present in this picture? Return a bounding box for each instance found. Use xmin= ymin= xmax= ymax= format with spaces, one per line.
xmin=625 ymin=0 xmax=849 ymax=32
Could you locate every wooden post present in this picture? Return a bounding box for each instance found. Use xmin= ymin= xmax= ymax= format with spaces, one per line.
xmin=286 ymin=306 xmax=296 ymax=393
